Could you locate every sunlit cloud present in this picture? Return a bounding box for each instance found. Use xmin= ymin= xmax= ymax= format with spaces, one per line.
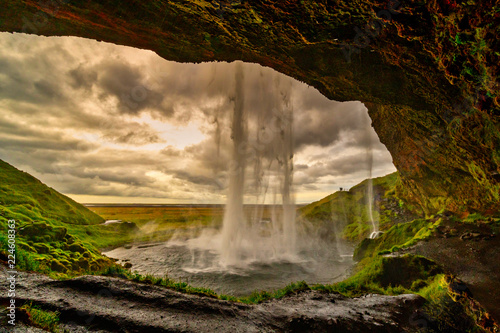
xmin=0 ymin=32 xmax=396 ymax=204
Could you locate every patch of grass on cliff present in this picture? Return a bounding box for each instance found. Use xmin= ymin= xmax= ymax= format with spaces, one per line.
xmin=20 ymin=302 xmax=61 ymax=333
xmin=417 ymin=275 xmax=486 ymax=332
xmin=353 ymin=218 xmax=442 ymax=261
xmin=312 ymin=254 xmax=442 ymax=297
xmin=98 ymin=265 xmax=311 ymax=304
xmin=238 ymin=281 xmax=311 ymax=304
xmin=98 ymin=265 xmax=221 ymax=298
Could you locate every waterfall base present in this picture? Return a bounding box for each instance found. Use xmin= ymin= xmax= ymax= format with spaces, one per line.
xmin=104 ymin=233 xmax=354 ymax=296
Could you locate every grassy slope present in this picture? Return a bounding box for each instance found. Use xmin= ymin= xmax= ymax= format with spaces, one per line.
xmin=299 ymin=172 xmax=421 ymax=241
xmin=298 ymin=172 xmax=498 ymax=331
xmin=0 ymin=159 xmax=103 ymax=226
xmin=0 ymin=159 xmax=130 ymax=277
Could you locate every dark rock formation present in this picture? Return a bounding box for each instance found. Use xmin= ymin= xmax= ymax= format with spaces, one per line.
xmin=1 ymin=1 xmax=498 ymax=214
xmin=0 ymin=266 xmax=429 ymax=332
xmin=409 ymin=218 xmax=500 ymax=325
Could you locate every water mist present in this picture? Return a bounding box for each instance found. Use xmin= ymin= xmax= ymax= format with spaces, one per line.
xmin=208 ymin=62 xmax=299 ymax=268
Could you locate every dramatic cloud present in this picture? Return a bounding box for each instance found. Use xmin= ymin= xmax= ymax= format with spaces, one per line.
xmin=0 ymin=32 xmax=396 ymax=204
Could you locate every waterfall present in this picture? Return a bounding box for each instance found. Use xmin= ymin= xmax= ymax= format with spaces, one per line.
xmin=367 ymin=177 xmax=378 ymax=239
xmin=366 ymin=130 xmax=379 ymax=239
xmin=218 ymin=62 xmax=297 ymax=267
xmin=220 ymin=63 xmax=247 ymax=266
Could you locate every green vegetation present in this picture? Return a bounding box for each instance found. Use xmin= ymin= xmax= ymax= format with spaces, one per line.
xmin=0 ymin=159 xmax=496 ymax=332
xmin=314 ymin=254 xmax=442 ymax=297
xmin=0 ymin=159 xmax=123 ymax=277
xmin=0 ymin=160 xmax=103 ymax=225
xmin=299 ymin=172 xmax=420 ymax=241
xmin=19 ymin=302 xmax=61 ymax=333
xmin=88 ymin=205 xmax=224 ymax=246
xmin=98 ymin=263 xmax=310 ymax=304
xmin=353 ymin=218 xmax=442 ymax=261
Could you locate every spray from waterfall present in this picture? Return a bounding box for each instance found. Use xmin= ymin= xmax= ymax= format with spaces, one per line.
xmin=217 ymin=62 xmax=297 ymax=267
xmin=220 ymin=62 xmax=247 ymax=265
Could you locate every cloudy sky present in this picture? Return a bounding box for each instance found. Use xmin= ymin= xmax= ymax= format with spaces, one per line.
xmin=0 ymin=32 xmax=395 ymax=204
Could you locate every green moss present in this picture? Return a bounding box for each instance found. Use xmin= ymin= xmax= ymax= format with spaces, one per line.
xmin=299 ymin=172 xmax=419 ymax=242
xmin=462 ymin=212 xmax=487 ymax=223
xmin=0 ymin=159 xmax=121 ymax=278
xmin=50 ymin=260 xmax=68 ymax=273
xmin=417 ymin=275 xmax=488 ymax=332
xmin=312 ymin=254 xmax=442 ymax=297
xmin=353 ymin=218 xmax=437 ymax=261
xmin=20 ymin=302 xmax=61 ymax=333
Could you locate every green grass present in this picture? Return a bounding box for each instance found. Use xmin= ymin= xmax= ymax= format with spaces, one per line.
xmin=0 ymin=160 xmax=103 ymax=225
xmin=98 ymin=254 xmax=441 ymax=303
xmin=353 ymin=218 xmax=442 ymax=261
xmin=299 ymin=172 xmax=420 ymax=242
xmin=311 ymin=254 xmax=442 ymax=297
xmin=98 ymin=265 xmax=309 ymax=303
xmin=0 ymin=159 xmax=124 ymax=278
xmin=20 ymin=302 xmax=61 ymax=333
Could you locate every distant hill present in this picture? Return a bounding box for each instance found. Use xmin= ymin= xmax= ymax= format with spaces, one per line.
xmin=299 ymin=172 xmax=421 ymax=241
xmin=0 ymin=159 xmax=104 ymax=225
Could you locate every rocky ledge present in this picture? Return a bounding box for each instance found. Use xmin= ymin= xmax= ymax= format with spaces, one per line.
xmin=1 ymin=266 xmax=427 ymax=333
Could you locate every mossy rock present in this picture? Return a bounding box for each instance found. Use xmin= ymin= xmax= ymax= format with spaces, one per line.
xmin=370 ymin=255 xmax=442 ymax=289
xmin=21 ymin=222 xmax=51 ymax=236
xmin=89 ymin=260 xmax=101 ymax=271
xmin=58 ymin=258 xmax=71 ymax=268
xmin=33 ymin=243 xmax=51 ymax=254
xmin=68 ymin=243 xmax=86 ymax=253
xmin=51 ymin=226 xmax=68 ymax=240
xmin=71 ymin=261 xmax=82 ymax=271
xmin=64 ymin=234 xmax=75 ymax=244
xmin=50 ymin=259 xmax=67 ymax=272
xmin=41 ymin=235 xmax=52 ymax=243
xmin=30 ymin=236 xmax=44 ymax=243
xmin=17 ymin=241 xmax=35 ymax=253
xmin=76 ymin=258 xmax=90 ymax=270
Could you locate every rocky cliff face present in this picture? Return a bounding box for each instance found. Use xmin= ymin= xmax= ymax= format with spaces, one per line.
xmin=1 ymin=0 xmax=498 ymax=215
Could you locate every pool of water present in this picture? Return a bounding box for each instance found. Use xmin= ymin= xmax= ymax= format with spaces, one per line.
xmin=104 ymin=236 xmax=354 ymax=296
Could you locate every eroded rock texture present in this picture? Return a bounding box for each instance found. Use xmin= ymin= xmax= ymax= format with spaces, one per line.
xmin=1 ymin=0 xmax=498 ymax=214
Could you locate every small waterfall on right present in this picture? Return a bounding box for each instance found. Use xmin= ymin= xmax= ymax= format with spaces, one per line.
xmin=365 ymin=120 xmax=379 ymax=239
xmin=367 ymin=176 xmax=379 ymax=239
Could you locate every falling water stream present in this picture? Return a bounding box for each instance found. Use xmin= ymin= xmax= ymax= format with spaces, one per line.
xmin=105 ymin=62 xmax=355 ymax=295
xmin=219 ymin=63 xmax=298 ymax=266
